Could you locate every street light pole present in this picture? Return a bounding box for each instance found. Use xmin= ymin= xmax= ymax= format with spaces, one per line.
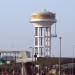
xmin=59 ymin=37 xmax=62 ymax=75
xmin=72 ymin=46 xmax=74 ymax=75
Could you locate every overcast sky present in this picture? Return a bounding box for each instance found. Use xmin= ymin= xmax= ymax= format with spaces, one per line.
xmin=0 ymin=0 xmax=75 ymax=57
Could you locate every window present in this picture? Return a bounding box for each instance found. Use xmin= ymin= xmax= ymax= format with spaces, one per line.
xmin=35 ymin=27 xmax=38 ymax=36
xmin=39 ymin=38 xmax=42 ymax=46
xmin=40 ymin=27 xmax=42 ymax=36
xmin=40 ymin=48 xmax=43 ymax=56
xmin=35 ymin=47 xmax=38 ymax=54
xmin=35 ymin=38 xmax=38 ymax=45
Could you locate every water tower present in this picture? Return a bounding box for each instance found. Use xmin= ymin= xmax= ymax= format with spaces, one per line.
xmin=30 ymin=10 xmax=57 ymax=57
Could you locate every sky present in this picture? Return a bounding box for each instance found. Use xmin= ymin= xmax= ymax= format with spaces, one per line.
xmin=0 ymin=0 xmax=75 ymax=57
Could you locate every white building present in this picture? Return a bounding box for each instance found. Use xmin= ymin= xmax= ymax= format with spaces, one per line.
xmin=30 ymin=10 xmax=57 ymax=57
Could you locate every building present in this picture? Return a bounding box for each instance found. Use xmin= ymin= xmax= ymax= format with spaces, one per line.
xmin=30 ymin=10 xmax=57 ymax=57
